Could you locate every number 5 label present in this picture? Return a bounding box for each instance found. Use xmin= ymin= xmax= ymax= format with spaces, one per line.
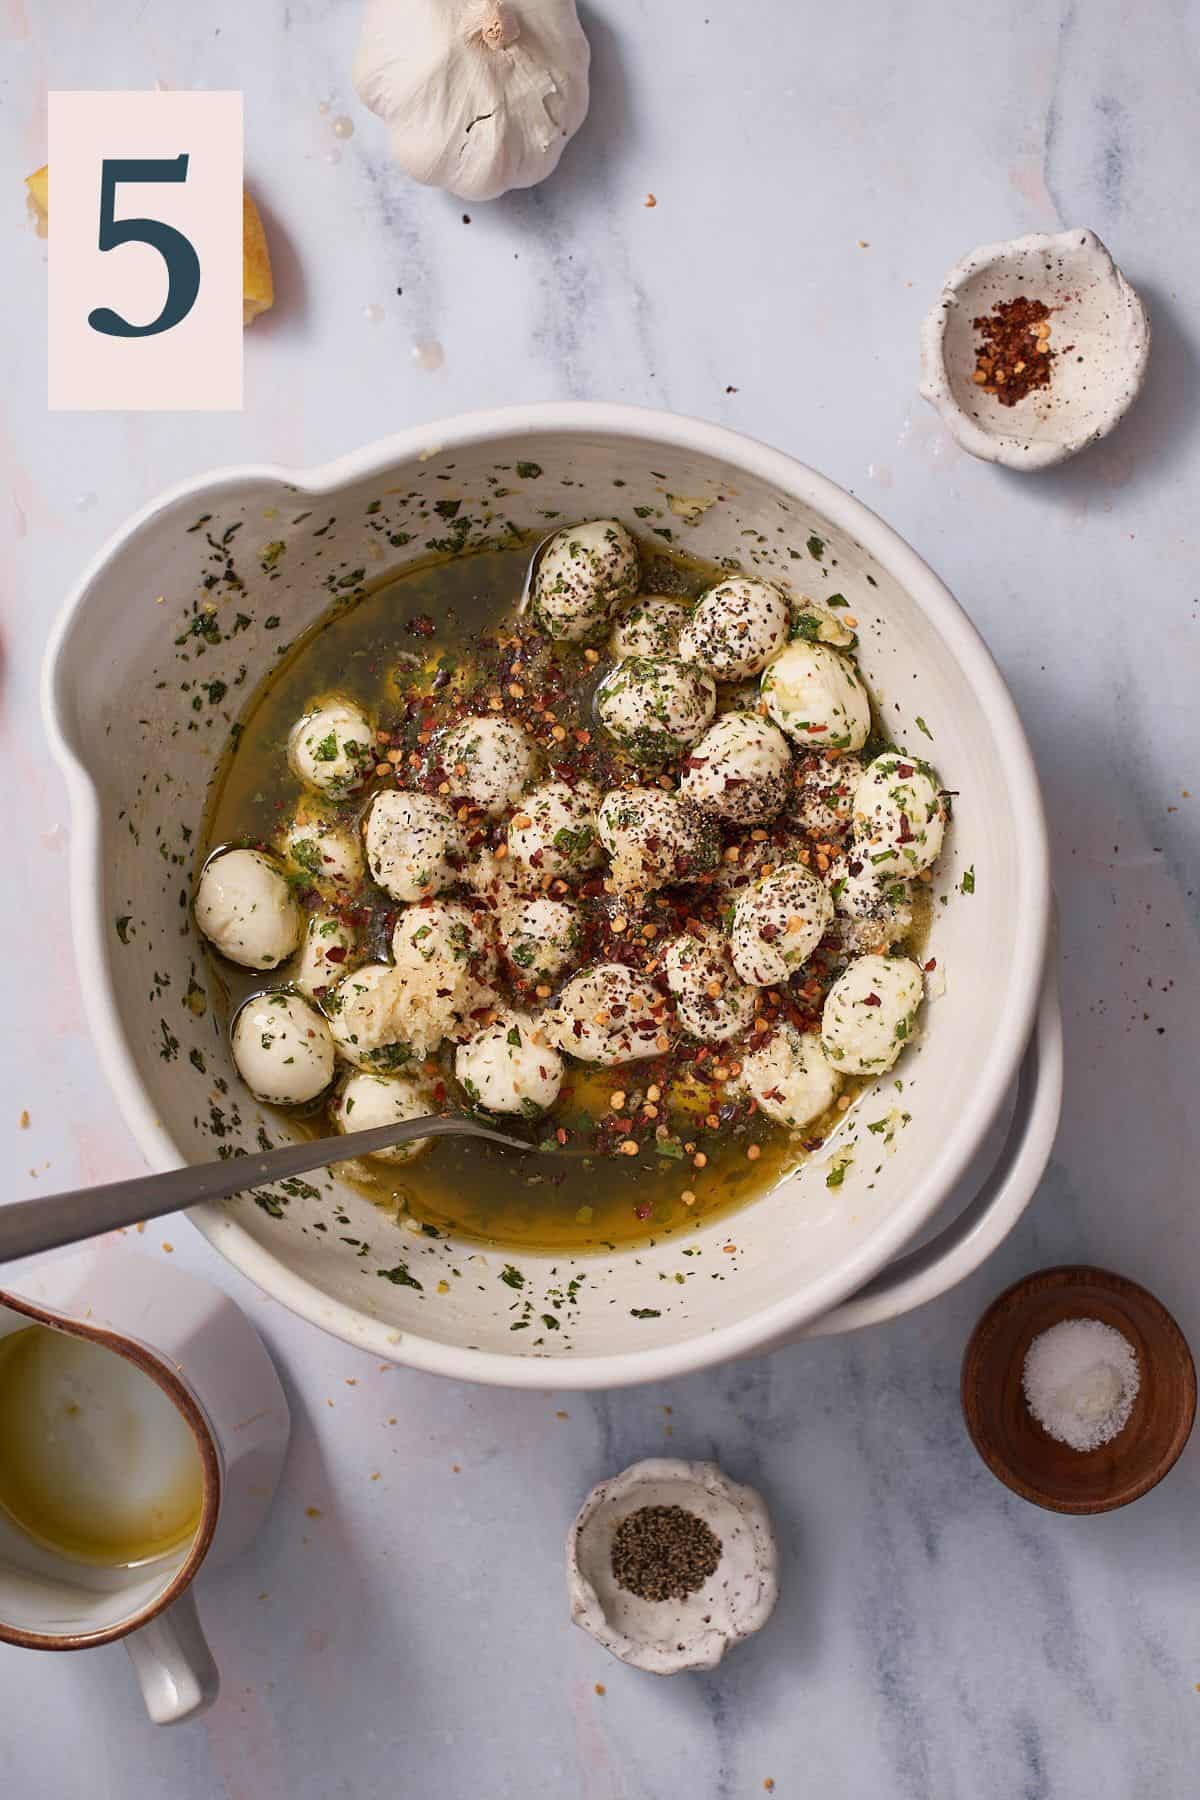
xmin=48 ymin=92 xmax=243 ymax=411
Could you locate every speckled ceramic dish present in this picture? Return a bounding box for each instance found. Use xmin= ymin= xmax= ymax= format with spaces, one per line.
xmin=920 ymin=228 xmax=1150 ymax=470
xmin=42 ymin=404 xmax=1060 ymax=1387
xmin=567 ymin=1458 xmax=777 ymax=1673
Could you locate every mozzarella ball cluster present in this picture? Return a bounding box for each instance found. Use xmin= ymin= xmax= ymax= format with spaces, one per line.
xmin=531 ymin=519 xmax=639 ymax=642
xmin=196 ymin=515 xmax=954 ymax=1208
xmin=596 ymin=655 xmax=716 ymax=764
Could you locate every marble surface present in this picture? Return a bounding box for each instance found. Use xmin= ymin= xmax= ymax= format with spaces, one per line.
xmin=2 ymin=1 xmax=1198 ymax=1792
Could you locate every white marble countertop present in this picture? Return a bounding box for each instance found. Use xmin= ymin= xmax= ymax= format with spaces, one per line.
xmin=2 ymin=2 xmax=1199 ymax=1793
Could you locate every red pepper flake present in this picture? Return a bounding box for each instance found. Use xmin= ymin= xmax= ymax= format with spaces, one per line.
xmin=863 ymin=992 xmax=882 ymax=1007
xmin=924 ymin=957 xmax=937 ymax=973
xmin=972 ymin=296 xmax=1054 ymax=405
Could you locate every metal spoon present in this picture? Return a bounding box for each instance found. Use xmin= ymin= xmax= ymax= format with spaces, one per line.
xmin=0 ymin=1114 xmax=536 ymax=1265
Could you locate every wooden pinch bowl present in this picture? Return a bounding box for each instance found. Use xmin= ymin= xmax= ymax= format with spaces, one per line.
xmin=961 ymin=1266 xmax=1196 ymax=1514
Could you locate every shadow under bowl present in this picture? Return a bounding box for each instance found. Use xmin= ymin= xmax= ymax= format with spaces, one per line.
xmin=961 ymin=1265 xmax=1196 ymax=1514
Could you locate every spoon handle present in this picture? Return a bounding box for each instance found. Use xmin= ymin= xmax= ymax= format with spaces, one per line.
xmin=0 ymin=1115 xmax=529 ymax=1265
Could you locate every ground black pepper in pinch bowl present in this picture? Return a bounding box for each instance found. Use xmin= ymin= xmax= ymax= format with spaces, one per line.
xmin=568 ymin=1458 xmax=778 ymax=1674
xmin=610 ymin=1504 xmax=723 ymax=1602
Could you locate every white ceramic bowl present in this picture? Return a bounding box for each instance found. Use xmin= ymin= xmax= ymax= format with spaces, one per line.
xmin=43 ymin=404 xmax=1060 ymax=1388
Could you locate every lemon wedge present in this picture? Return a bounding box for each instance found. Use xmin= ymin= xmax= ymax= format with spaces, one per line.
xmin=25 ymin=166 xmax=274 ymax=327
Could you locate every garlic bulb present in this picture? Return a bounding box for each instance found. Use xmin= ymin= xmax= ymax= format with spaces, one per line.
xmin=353 ymin=0 xmax=591 ymax=202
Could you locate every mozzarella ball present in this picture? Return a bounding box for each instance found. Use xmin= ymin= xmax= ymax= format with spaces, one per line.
xmin=364 ymin=790 xmax=464 ymax=901
xmin=231 ymin=991 xmax=334 ymax=1105
xmin=760 ymin=641 xmax=871 ymax=751
xmin=455 ymin=1013 xmax=565 ymax=1117
xmin=391 ymin=899 xmax=497 ymax=981
xmin=788 ymin=595 xmax=857 ymax=649
xmin=596 ymin=656 xmax=716 ymax=764
xmin=507 ymin=779 xmax=603 ymax=882
xmin=195 ymin=848 xmax=300 ymax=971
xmin=678 ymin=577 xmax=790 ymax=679
xmin=283 ymin=815 xmax=364 ymax=892
xmin=787 ymin=753 xmax=864 ymax=838
xmin=597 ymin=787 xmax=719 ymax=895
xmin=531 ymin=519 xmax=639 ymax=642
xmin=611 ymin=594 xmax=690 ymax=659
xmin=832 ymin=862 xmax=915 ymax=959
xmin=500 ymin=896 xmax=583 ymax=987
xmin=292 ymin=912 xmax=357 ymax=1000
xmin=544 ymin=963 xmax=675 ymax=1066
xmin=461 ymin=845 xmax=533 ymax=905
xmin=326 ymin=963 xmax=414 ymax=1072
xmin=435 ymin=715 xmax=542 ymax=820
xmin=740 ymin=1025 xmax=841 ymax=1129
xmin=821 ymin=954 xmax=925 ymax=1075
xmin=731 ymin=864 xmax=834 ymax=986
xmin=681 ymin=712 xmax=792 ymax=823
xmin=664 ymin=927 xmax=756 ymax=1043
xmin=287 ymin=700 xmax=374 ymax=798
xmin=852 ymin=752 xmax=947 ymax=876
xmin=389 ymin=901 xmax=499 ymax=1053
xmin=331 ymin=1071 xmax=435 ymax=1163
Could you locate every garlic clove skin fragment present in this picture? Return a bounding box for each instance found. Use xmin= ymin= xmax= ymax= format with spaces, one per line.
xmin=353 ymin=0 xmax=591 ymax=204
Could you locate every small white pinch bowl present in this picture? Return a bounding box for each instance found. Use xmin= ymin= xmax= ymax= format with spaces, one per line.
xmin=920 ymin=227 xmax=1150 ymax=470
xmin=567 ymin=1458 xmax=778 ymax=1674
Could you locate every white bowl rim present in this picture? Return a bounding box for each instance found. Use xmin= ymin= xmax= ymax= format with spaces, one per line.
xmin=41 ymin=400 xmax=1051 ymax=1388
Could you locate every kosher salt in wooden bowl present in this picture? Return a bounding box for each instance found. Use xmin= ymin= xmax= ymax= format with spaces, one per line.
xmin=961 ymin=1266 xmax=1196 ymax=1514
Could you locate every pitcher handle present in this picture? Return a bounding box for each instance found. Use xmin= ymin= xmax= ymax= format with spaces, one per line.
xmin=125 ymin=1587 xmax=219 ymax=1725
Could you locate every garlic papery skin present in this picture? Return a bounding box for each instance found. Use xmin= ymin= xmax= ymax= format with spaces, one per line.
xmin=353 ymin=0 xmax=591 ymax=203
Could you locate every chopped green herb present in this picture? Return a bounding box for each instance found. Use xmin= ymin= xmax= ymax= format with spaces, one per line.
xmin=378 ymin=1263 xmax=423 ymax=1291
